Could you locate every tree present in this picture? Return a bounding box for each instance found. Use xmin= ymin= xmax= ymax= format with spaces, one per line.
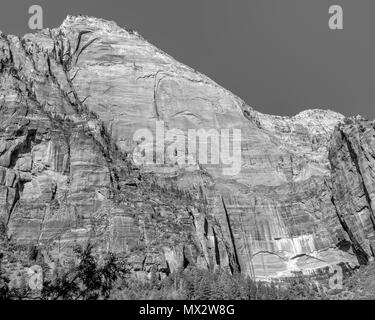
xmin=0 ymin=253 xmax=10 ymax=300
xmin=42 ymin=243 xmax=124 ymax=300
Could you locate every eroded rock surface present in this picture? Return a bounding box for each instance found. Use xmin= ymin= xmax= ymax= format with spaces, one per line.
xmin=329 ymin=117 xmax=375 ymax=265
xmin=0 ymin=15 xmax=372 ymax=280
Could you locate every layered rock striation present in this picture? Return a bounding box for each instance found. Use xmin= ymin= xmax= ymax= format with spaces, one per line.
xmin=0 ymin=15 xmax=373 ymax=279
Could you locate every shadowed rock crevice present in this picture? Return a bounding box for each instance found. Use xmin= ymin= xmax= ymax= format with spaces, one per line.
xmin=330 ymin=195 xmax=369 ymax=265
xmin=221 ymin=196 xmax=241 ymax=274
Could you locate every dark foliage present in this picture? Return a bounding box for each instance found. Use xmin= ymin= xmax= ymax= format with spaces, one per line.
xmin=41 ymin=243 xmax=125 ymax=300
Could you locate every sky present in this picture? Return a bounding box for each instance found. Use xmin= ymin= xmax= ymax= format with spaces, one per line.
xmin=0 ymin=0 xmax=375 ymax=119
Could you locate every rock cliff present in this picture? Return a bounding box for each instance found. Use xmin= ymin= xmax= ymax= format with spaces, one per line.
xmin=0 ymin=15 xmax=373 ymax=280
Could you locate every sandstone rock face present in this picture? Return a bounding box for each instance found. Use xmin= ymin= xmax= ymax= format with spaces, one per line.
xmin=0 ymin=15 xmax=371 ymax=280
xmin=329 ymin=117 xmax=375 ymax=264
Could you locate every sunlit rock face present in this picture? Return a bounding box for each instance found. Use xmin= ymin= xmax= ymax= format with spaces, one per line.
xmin=0 ymin=15 xmax=369 ymax=279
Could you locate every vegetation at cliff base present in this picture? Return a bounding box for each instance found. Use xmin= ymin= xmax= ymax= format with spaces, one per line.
xmin=0 ymin=238 xmax=373 ymax=300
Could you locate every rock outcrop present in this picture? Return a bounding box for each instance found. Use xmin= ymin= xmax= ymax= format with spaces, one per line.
xmin=329 ymin=117 xmax=375 ymax=265
xmin=0 ymin=15 xmax=373 ymax=280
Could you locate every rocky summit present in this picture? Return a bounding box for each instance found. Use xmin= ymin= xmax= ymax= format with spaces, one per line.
xmin=0 ymin=15 xmax=374 ymax=281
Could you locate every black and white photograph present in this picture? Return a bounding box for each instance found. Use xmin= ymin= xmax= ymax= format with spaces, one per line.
xmin=0 ymin=0 xmax=375 ymax=308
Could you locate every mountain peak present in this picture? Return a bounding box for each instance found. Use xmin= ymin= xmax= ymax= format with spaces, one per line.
xmin=294 ymin=108 xmax=344 ymax=122
xmin=60 ymin=14 xmax=136 ymax=36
